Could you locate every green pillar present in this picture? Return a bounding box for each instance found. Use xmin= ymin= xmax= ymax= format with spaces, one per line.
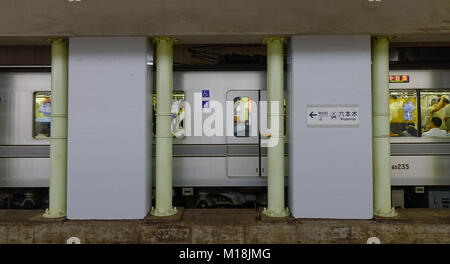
xmin=262 ymin=37 xmax=289 ymax=217
xmin=151 ymin=37 xmax=177 ymax=216
xmin=372 ymin=37 xmax=397 ymax=217
xmin=43 ymin=38 xmax=68 ymax=218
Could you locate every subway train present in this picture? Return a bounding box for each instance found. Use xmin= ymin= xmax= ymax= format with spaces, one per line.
xmin=0 ymin=72 xmax=51 ymax=209
xmin=389 ymin=70 xmax=450 ymax=208
xmin=0 ymin=69 xmax=449 ymax=209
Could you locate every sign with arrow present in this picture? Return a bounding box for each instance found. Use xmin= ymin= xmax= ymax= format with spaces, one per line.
xmin=307 ymin=104 xmax=359 ymax=127
xmin=309 ymin=112 xmax=317 ymax=118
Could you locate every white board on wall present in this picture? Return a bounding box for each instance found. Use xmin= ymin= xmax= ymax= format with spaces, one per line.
xmin=67 ymin=37 xmax=151 ymax=219
xmin=288 ymin=35 xmax=373 ymax=219
xmin=306 ymin=104 xmax=360 ymax=128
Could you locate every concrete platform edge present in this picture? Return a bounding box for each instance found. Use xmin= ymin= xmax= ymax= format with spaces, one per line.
xmin=0 ymin=209 xmax=448 ymax=244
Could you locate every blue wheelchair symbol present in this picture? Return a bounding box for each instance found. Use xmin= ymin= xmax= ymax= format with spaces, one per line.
xmin=202 ymin=90 xmax=210 ymax=98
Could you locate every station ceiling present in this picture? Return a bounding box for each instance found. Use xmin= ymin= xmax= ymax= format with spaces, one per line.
xmin=0 ymin=0 xmax=449 ymax=44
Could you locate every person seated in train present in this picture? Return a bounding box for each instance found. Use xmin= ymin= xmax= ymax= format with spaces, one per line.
xmin=422 ymin=96 xmax=449 ymax=131
xmin=402 ymin=123 xmax=417 ymax=137
xmin=422 ymin=117 xmax=448 ymax=137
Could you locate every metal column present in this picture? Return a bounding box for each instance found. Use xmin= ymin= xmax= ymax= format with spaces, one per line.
xmin=262 ymin=37 xmax=289 ymax=217
xmin=372 ymin=37 xmax=397 ymax=217
xmin=151 ymin=37 xmax=177 ymax=216
xmin=43 ymin=38 xmax=68 ymax=218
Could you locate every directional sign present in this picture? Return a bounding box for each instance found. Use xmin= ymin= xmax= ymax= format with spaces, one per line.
xmin=307 ymin=104 xmax=359 ymax=127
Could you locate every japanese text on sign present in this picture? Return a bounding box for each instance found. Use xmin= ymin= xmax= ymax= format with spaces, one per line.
xmin=307 ymin=104 xmax=359 ymax=127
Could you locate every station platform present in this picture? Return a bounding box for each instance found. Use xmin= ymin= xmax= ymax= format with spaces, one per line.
xmin=0 ymin=208 xmax=449 ymax=244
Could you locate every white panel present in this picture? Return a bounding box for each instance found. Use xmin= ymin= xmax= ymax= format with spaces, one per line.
xmin=0 ymin=158 xmax=49 ymax=187
xmin=227 ymin=157 xmax=259 ymax=177
xmin=67 ymin=37 xmax=151 ymax=219
xmin=155 ymin=157 xmax=268 ymax=187
xmin=306 ymin=105 xmax=359 ymax=127
xmin=0 ymin=72 xmax=51 ymax=145
xmin=391 ymin=156 xmax=450 ymax=186
xmin=289 ymin=35 xmax=373 ymax=219
xmin=172 ymin=71 xmax=265 ymax=145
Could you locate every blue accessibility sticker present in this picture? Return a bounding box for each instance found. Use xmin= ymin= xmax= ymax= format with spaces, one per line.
xmin=202 ymin=90 xmax=210 ymax=98
xmin=202 ymin=100 xmax=210 ymax=109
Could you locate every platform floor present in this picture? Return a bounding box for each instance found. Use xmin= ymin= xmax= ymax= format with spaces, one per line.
xmin=0 ymin=208 xmax=449 ymax=244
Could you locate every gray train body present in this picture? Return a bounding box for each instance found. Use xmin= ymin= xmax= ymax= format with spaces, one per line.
xmin=0 ymin=72 xmax=50 ymax=188
xmin=389 ymin=70 xmax=450 ymax=187
xmin=157 ymin=71 xmax=288 ymax=188
xmin=0 ymin=70 xmax=449 ymax=208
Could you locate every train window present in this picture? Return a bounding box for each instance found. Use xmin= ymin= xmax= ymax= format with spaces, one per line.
xmin=420 ymin=91 xmax=450 ymax=135
xmin=234 ymin=97 xmax=251 ymax=137
xmin=389 ymin=90 xmax=419 ymax=137
xmin=33 ymin=92 xmax=51 ymax=139
xmin=152 ymin=92 xmax=185 ymax=136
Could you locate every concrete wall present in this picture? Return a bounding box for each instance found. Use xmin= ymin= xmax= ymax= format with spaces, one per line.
xmin=289 ymin=35 xmax=373 ymax=219
xmin=67 ymin=37 xmax=151 ymax=219
xmin=0 ymin=0 xmax=449 ymax=40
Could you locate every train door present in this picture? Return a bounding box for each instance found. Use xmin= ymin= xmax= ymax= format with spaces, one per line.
xmin=226 ymin=90 xmax=260 ymax=177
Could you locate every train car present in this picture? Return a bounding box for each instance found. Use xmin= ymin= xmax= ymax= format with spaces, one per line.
xmin=389 ymin=70 xmax=450 ymax=208
xmin=0 ymin=69 xmax=449 ymax=209
xmin=153 ymin=71 xmax=289 ymax=208
xmin=0 ymin=71 xmax=51 ymax=208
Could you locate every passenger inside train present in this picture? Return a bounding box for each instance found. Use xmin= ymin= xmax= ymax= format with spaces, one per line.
xmin=402 ymin=123 xmax=417 ymax=137
xmin=422 ymin=95 xmax=449 ymax=132
xmin=423 ymin=117 xmax=448 ymax=137
xmin=390 ymin=91 xmax=449 ymax=137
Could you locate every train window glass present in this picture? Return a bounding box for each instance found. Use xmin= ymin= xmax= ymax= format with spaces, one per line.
xmin=234 ymin=97 xmax=251 ymax=137
xmin=389 ymin=90 xmax=418 ymax=137
xmin=33 ymin=92 xmax=51 ymax=139
xmin=152 ymin=92 xmax=185 ymax=136
xmin=420 ymin=91 xmax=450 ymax=135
